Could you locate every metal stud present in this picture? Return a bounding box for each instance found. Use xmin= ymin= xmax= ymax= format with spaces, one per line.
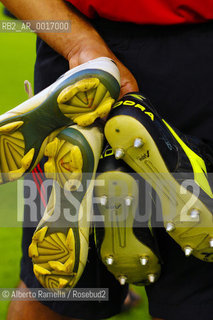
xmin=125 ymin=196 xmax=132 ymax=207
xmin=118 ymin=276 xmax=127 ymax=285
xmin=209 ymin=238 xmax=213 ymax=248
xmin=148 ymin=274 xmax=155 ymax=283
xmin=134 ymin=138 xmax=144 ymax=148
xmin=140 ymin=256 xmax=148 ymax=266
xmin=184 ymin=246 xmax=193 ymax=256
xmin=105 ymin=256 xmax=114 ymax=265
xmin=166 ymin=222 xmax=175 ymax=232
xmin=190 ymin=209 xmax=200 ymax=220
xmin=100 ymin=195 xmax=107 ymax=206
xmin=115 ymin=148 xmax=125 ymax=159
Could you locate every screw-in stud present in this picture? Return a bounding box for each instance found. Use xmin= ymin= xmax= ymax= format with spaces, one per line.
xmin=140 ymin=257 xmax=148 ymax=266
xmin=118 ymin=276 xmax=127 ymax=285
xmin=115 ymin=148 xmax=125 ymax=159
xmin=148 ymin=274 xmax=155 ymax=283
xmin=125 ymin=196 xmax=132 ymax=207
xmin=105 ymin=256 xmax=114 ymax=265
xmin=209 ymin=238 xmax=213 ymax=248
xmin=166 ymin=222 xmax=175 ymax=232
xmin=100 ymin=195 xmax=107 ymax=206
xmin=190 ymin=209 xmax=200 ymax=220
xmin=134 ymin=138 xmax=144 ymax=148
xmin=184 ymin=246 xmax=193 ymax=256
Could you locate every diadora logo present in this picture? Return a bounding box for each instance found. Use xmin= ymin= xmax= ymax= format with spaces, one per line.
xmin=113 ymin=99 xmax=154 ymax=121
xmin=100 ymin=147 xmax=114 ymax=159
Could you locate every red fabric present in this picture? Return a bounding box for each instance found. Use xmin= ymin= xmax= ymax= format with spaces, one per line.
xmin=67 ymin=0 xmax=213 ymax=24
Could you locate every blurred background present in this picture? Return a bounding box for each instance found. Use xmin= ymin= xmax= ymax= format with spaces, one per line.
xmin=0 ymin=3 xmax=150 ymax=319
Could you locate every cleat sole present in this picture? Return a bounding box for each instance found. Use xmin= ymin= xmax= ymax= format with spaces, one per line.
xmin=30 ymin=227 xmax=77 ymax=290
xmin=58 ymin=78 xmax=115 ymax=126
xmin=7 ymin=148 xmax=35 ymax=182
xmin=0 ymin=58 xmax=119 ymax=184
xmin=105 ymin=115 xmax=213 ymax=262
xmin=44 ymin=137 xmax=83 ymax=190
xmin=0 ymin=121 xmax=24 ymax=133
xmin=29 ymin=124 xmax=103 ymax=290
xmin=95 ymin=170 xmax=161 ymax=285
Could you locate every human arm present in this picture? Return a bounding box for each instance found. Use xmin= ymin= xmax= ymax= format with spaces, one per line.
xmin=2 ymin=0 xmax=139 ymax=96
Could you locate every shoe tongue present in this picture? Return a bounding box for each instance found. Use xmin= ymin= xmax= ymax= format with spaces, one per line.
xmin=24 ymin=80 xmax=33 ymax=98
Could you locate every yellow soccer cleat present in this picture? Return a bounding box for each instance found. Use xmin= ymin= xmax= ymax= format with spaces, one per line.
xmin=105 ymin=92 xmax=213 ymax=262
xmin=0 ymin=57 xmax=120 ymax=184
xmin=29 ymin=124 xmax=103 ymax=289
xmin=94 ymin=144 xmax=161 ymax=285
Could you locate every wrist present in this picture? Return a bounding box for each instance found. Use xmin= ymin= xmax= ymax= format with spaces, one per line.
xmin=65 ymin=23 xmax=100 ymax=58
xmin=66 ymin=32 xmax=114 ymax=68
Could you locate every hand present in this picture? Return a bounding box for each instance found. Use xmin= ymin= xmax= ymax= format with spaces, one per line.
xmin=67 ymin=33 xmax=139 ymax=98
xmin=1 ymin=0 xmax=137 ymax=97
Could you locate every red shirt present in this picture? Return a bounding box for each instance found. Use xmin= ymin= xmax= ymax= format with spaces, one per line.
xmin=66 ymin=0 xmax=213 ymax=24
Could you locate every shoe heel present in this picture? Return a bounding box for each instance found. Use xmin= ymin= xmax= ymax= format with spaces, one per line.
xmin=95 ymin=170 xmax=161 ymax=285
xmin=44 ymin=137 xmax=83 ymax=190
xmin=0 ymin=121 xmax=35 ymax=183
xmin=57 ymin=78 xmax=115 ymax=126
xmin=29 ymin=226 xmax=77 ymax=289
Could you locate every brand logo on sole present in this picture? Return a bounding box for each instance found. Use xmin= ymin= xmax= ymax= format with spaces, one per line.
xmin=113 ymin=100 xmax=154 ymax=121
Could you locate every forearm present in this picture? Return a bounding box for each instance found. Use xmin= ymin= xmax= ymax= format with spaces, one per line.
xmin=1 ymin=0 xmax=101 ymax=60
xmin=2 ymin=0 xmax=139 ymax=95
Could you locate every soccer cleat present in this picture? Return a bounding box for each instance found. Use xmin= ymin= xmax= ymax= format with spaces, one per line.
xmin=29 ymin=125 xmax=103 ymax=289
xmin=0 ymin=57 xmax=120 ymax=184
xmin=105 ymin=92 xmax=213 ymax=262
xmin=43 ymin=124 xmax=101 ymax=190
xmin=94 ymin=144 xmax=161 ymax=285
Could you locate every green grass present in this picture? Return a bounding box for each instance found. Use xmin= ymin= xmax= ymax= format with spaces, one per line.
xmin=0 ymin=3 xmax=36 ymax=319
xmin=0 ymin=3 xmax=151 ymax=319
